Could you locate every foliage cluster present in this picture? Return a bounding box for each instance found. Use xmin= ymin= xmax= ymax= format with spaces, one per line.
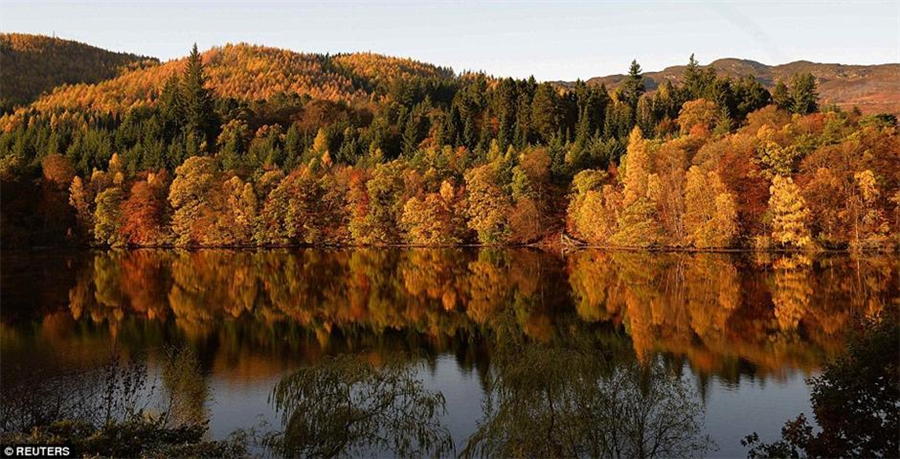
xmin=2 ymin=46 xmax=898 ymax=249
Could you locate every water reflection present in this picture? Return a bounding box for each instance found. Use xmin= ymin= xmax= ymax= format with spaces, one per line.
xmin=264 ymin=339 xmax=713 ymax=459
xmin=1 ymin=248 xmax=897 ymax=456
xmin=743 ymin=311 xmax=899 ymax=458
xmin=267 ymin=355 xmax=454 ymax=458
xmin=461 ymin=332 xmax=712 ymax=458
xmin=0 ymin=347 xmax=246 ymax=458
xmin=8 ymin=249 xmax=891 ymax=374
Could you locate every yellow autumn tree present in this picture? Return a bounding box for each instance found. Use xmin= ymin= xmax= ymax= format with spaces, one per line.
xmin=168 ymin=156 xmax=220 ymax=246
xmin=93 ymin=187 xmax=124 ymax=247
xmin=402 ymin=180 xmax=467 ymax=245
xmin=221 ymin=175 xmax=258 ymax=245
xmin=465 ymin=164 xmax=512 ymax=244
xmin=768 ymin=175 xmax=812 ymax=248
xmin=621 ymin=127 xmax=649 ymax=208
xmin=677 ymin=98 xmax=718 ymax=136
xmin=610 ymin=127 xmax=661 ymax=247
xmin=312 ymin=128 xmax=329 ymax=156
xmin=69 ymin=175 xmax=95 ymax=241
xmin=567 ymin=169 xmax=620 ymax=245
xmin=684 ymin=166 xmax=738 ymax=247
xmin=849 ymin=169 xmax=889 ymax=249
xmin=567 ymin=170 xmax=604 ymax=241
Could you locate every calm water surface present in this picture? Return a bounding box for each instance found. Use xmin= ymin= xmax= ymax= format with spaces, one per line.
xmin=2 ymin=249 xmax=896 ymax=457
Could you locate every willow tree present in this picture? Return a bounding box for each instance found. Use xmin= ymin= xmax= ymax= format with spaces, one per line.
xmin=266 ymin=356 xmax=453 ymax=458
xmin=462 ymin=341 xmax=712 ymax=458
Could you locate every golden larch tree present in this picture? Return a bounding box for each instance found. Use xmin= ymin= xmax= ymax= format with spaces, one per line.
xmin=768 ymin=175 xmax=812 ymax=248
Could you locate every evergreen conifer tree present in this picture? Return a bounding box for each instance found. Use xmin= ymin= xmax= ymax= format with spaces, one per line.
xmin=182 ymin=44 xmax=218 ymax=149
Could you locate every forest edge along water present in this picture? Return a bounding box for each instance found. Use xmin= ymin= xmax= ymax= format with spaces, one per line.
xmin=1 ymin=248 xmax=897 ymax=457
xmin=2 ymin=8 xmax=899 ymax=458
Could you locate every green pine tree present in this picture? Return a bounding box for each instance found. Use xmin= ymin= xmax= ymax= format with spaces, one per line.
xmin=789 ymin=73 xmax=819 ymax=115
xmin=619 ymin=60 xmax=645 ymax=110
xmin=182 ymin=44 xmax=218 ymax=149
xmin=771 ymin=80 xmax=790 ymax=110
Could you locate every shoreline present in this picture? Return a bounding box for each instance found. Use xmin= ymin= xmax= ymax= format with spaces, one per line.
xmin=3 ymin=243 xmax=897 ymax=254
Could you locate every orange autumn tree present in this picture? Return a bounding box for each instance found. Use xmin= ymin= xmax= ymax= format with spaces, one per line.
xmin=120 ymin=170 xmax=172 ymax=246
xmin=677 ymin=98 xmax=718 ymax=137
xmin=3 ymin=39 xmax=899 ymax=251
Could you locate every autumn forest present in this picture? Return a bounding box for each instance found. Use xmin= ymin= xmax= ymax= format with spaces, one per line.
xmin=2 ymin=22 xmax=900 ymax=458
xmin=1 ymin=34 xmax=899 ymax=250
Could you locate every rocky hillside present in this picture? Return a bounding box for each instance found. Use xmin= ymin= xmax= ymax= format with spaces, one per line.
xmin=585 ymin=58 xmax=900 ymax=115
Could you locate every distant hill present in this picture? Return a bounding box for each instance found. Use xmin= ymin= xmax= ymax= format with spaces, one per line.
xmin=332 ymin=51 xmax=455 ymax=91
xmin=0 ymin=33 xmax=158 ymax=110
xmin=583 ymin=58 xmax=900 ymax=115
xmin=30 ymin=42 xmax=456 ymax=113
xmin=9 ymin=34 xmax=896 ymax=117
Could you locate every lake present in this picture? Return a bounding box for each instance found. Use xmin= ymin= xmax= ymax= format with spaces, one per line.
xmin=1 ymin=249 xmax=896 ymax=457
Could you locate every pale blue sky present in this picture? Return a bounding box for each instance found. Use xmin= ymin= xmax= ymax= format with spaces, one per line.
xmin=3 ymin=1 xmax=898 ymax=81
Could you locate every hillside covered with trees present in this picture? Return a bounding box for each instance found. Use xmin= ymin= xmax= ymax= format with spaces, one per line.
xmin=1 ymin=37 xmax=898 ymax=250
xmin=584 ymin=57 xmax=900 ymax=116
xmin=24 ymin=43 xmax=455 ymax=114
xmin=0 ymin=33 xmax=158 ymax=112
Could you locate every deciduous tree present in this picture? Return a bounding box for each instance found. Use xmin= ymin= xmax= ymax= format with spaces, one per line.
xmin=465 ymin=164 xmax=512 ymax=244
xmin=768 ymin=175 xmax=812 ymax=248
xmin=168 ymin=156 xmax=219 ymax=246
xmin=684 ymin=166 xmax=737 ymax=247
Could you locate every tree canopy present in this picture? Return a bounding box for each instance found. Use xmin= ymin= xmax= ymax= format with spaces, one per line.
xmin=1 ymin=47 xmax=898 ymax=250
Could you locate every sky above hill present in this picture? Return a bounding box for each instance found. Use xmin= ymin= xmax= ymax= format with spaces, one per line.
xmin=3 ymin=0 xmax=898 ymax=81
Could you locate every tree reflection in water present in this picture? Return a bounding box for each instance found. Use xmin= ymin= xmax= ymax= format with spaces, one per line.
xmin=265 ymin=355 xmax=454 ymax=458
xmin=1 ymin=248 xmax=897 ymax=457
xmin=744 ymin=310 xmax=899 ymax=458
xmin=263 ymin=334 xmax=712 ymax=458
xmin=14 ymin=248 xmax=890 ymax=379
xmin=460 ymin=315 xmax=712 ymax=459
